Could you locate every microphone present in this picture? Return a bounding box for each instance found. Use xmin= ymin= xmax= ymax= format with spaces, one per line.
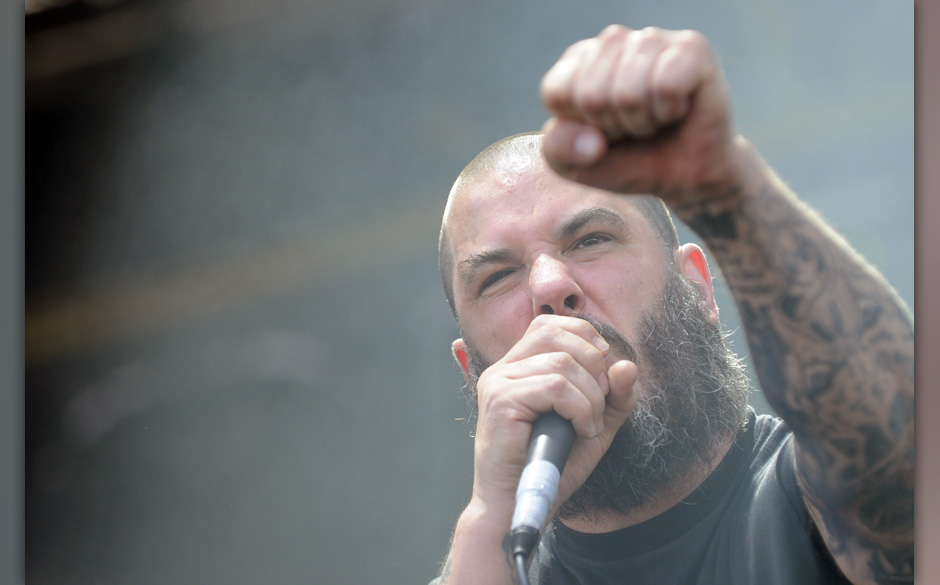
xmin=510 ymin=411 xmax=575 ymax=560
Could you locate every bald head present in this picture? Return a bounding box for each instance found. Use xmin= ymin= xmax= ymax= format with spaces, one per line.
xmin=452 ymin=132 xmax=546 ymax=187
xmin=438 ymin=132 xmax=680 ymax=319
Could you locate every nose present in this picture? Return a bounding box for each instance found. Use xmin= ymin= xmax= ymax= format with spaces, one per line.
xmin=529 ymin=254 xmax=584 ymax=316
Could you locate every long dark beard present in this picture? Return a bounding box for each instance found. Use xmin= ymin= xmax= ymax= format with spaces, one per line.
xmin=462 ymin=271 xmax=751 ymax=519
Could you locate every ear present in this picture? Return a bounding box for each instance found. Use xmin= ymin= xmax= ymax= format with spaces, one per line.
xmin=451 ymin=338 xmax=471 ymax=381
xmin=675 ymin=243 xmax=719 ymax=324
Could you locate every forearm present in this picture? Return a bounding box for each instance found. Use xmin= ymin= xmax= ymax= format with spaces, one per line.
xmin=670 ymin=135 xmax=914 ymax=582
xmin=673 ymin=135 xmax=913 ymax=429
xmin=434 ymin=499 xmax=518 ymax=585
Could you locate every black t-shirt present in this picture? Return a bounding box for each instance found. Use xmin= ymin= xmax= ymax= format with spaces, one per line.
xmin=530 ymin=409 xmax=852 ymax=585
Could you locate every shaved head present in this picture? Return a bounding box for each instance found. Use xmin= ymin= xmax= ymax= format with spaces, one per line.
xmin=438 ymin=132 xmax=680 ymax=320
xmin=439 ymin=132 xmax=544 ymax=318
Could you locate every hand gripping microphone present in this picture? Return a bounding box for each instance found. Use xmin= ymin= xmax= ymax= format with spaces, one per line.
xmin=510 ymin=411 xmax=575 ymax=560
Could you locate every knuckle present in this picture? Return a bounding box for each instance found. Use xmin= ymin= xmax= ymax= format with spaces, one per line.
xmin=635 ymin=26 xmax=664 ymax=47
xmin=567 ymin=37 xmax=598 ymax=59
xmin=540 ymin=79 xmax=565 ymax=106
xmin=530 ymin=313 xmax=551 ymax=327
xmin=476 ymin=368 xmax=498 ymax=393
xmin=543 ymin=372 xmax=570 ymax=394
xmin=599 ymin=24 xmax=627 ymax=39
xmin=571 ymin=319 xmax=600 ymax=343
xmin=636 ymin=37 xmax=666 ymax=56
xmin=476 ymin=382 xmax=501 ymax=412
xmin=569 ymin=318 xmax=593 ymax=334
xmin=559 ymin=41 xmax=581 ymax=60
xmin=545 ymin=351 xmax=576 ymax=372
xmin=530 ymin=313 xmax=558 ymax=332
xmin=599 ymin=27 xmax=627 ymax=51
xmin=674 ymin=29 xmax=708 ymax=51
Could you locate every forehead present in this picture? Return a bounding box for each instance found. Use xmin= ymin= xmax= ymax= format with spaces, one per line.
xmin=445 ymin=164 xmax=652 ymax=253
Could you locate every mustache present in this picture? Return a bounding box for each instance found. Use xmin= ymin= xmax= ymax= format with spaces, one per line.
xmin=573 ymin=313 xmax=639 ymax=367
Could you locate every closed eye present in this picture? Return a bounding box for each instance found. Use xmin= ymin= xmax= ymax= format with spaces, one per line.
xmin=479 ymin=267 xmax=516 ymax=294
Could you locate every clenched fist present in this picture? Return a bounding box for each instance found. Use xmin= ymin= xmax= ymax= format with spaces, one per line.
xmin=468 ymin=315 xmax=638 ymax=516
xmin=540 ymin=25 xmax=747 ymax=206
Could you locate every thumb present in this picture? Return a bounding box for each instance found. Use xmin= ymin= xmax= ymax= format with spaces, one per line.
xmin=542 ymin=118 xmax=656 ymax=194
xmin=541 ymin=118 xmax=608 ymax=170
xmin=600 ymin=359 xmax=638 ymax=439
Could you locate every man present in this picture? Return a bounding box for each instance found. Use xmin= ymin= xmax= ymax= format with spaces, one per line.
xmin=432 ymin=25 xmax=913 ymax=585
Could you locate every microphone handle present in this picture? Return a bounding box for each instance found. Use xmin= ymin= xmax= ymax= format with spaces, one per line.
xmin=510 ymin=411 xmax=575 ymax=550
xmin=527 ymin=411 xmax=575 ymax=469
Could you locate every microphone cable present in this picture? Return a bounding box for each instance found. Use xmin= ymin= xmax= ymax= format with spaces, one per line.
xmin=515 ymin=550 xmax=530 ymax=585
xmin=511 ymin=524 xmax=540 ymax=585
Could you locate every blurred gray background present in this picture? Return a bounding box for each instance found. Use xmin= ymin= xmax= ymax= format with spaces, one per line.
xmin=25 ymin=0 xmax=912 ymax=583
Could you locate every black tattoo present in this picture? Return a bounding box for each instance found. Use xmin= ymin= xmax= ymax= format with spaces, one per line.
xmin=683 ymin=209 xmax=739 ymax=240
xmin=675 ymin=180 xmax=914 ymax=584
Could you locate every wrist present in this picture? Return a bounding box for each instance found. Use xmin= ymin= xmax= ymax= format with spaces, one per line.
xmin=725 ymin=134 xmax=773 ymax=200
xmin=667 ymin=133 xmax=773 ymax=224
xmin=459 ymin=494 xmax=515 ymax=538
xmin=439 ymin=498 xmax=517 ymax=585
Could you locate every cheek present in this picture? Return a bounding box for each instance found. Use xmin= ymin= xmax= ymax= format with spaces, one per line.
xmin=577 ymin=261 xmax=664 ymax=331
xmin=460 ymin=289 xmax=534 ymax=359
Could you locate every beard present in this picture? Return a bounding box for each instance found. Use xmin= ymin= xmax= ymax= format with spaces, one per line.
xmin=461 ymin=270 xmax=751 ymax=520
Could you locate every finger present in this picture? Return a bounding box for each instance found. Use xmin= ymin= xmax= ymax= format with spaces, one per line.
xmin=548 ymin=359 xmax=637 ymax=506
xmin=610 ymin=28 xmax=668 ymax=138
xmin=504 ymin=319 xmax=611 ymax=383
xmin=533 ymin=368 xmax=610 ymax=439
xmin=598 ymin=359 xmax=638 ymax=437
xmin=478 ymin=367 xmax=603 ymax=439
xmin=570 ymin=27 xmax=629 ymax=137
xmin=541 ymin=117 xmax=608 ymax=171
xmin=506 ymin=351 xmax=609 ymax=431
xmin=649 ymin=30 xmax=715 ymax=126
xmin=541 ymin=38 xmax=598 ymax=121
xmin=543 ymin=117 xmax=662 ymax=194
xmin=512 ymin=314 xmax=611 ymax=357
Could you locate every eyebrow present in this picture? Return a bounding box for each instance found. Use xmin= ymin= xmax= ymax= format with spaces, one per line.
xmin=456 ymin=248 xmax=515 ymax=292
xmin=556 ymin=207 xmax=627 ymax=241
xmin=454 ymin=207 xmax=628 ymax=292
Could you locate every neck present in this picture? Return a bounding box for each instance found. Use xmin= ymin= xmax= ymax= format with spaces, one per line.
xmin=558 ymin=431 xmax=736 ymax=534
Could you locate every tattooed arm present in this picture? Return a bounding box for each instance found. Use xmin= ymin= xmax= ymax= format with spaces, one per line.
xmin=539 ymin=25 xmax=914 ymax=585
xmin=676 ymin=140 xmax=915 ymax=585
